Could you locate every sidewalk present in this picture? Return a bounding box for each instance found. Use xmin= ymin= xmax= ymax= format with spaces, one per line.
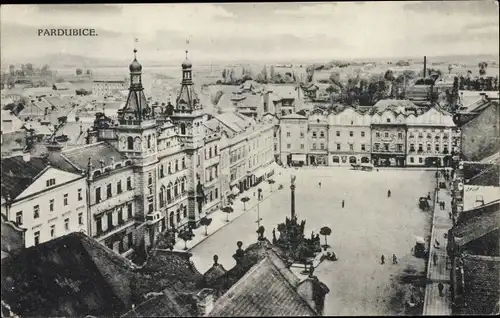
xmin=173 ymin=164 xmax=288 ymax=252
xmin=422 ymin=175 xmax=454 ymax=315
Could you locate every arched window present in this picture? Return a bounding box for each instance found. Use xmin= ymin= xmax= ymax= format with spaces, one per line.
xmin=174 ymin=179 xmax=179 ymax=197
xmin=168 ymin=162 xmax=172 ymax=174
xmin=167 ymin=183 xmax=172 ymax=202
xmin=169 ymin=212 xmax=175 ymax=229
xmin=181 ymin=177 xmax=186 ymax=193
xmin=361 ymin=156 xmax=370 ymax=163
xmin=183 ymin=205 xmax=187 ymax=218
xmin=159 ymin=165 xmax=164 ymax=178
xmin=349 ymin=156 xmax=357 ymax=164
xmin=176 ymin=210 xmax=181 ymax=223
xmin=180 ymin=123 xmax=186 ymax=135
xmin=147 ymin=135 xmax=152 ymax=149
xmin=159 ymin=186 xmax=165 ymax=208
xmin=332 ymin=156 xmax=340 ymax=163
xmin=182 ymin=158 xmax=186 ymax=169
xmin=175 ymin=160 xmax=179 ymax=172
xmin=127 ymin=136 xmax=134 ymax=150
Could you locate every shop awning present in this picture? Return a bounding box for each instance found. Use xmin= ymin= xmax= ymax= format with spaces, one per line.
xmin=253 ymin=166 xmax=268 ymax=179
xmin=292 ymin=154 xmax=307 ymax=162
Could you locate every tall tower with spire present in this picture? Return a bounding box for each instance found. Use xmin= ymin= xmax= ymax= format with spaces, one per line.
xmin=115 ymin=48 xmax=161 ymax=252
xmin=170 ymin=48 xmax=209 ymax=228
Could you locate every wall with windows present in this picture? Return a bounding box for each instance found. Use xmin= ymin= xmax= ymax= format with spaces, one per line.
xmin=7 ymin=171 xmax=87 ymax=248
xmin=88 ymin=167 xmax=136 ymax=244
xmin=279 ymin=118 xmax=308 ymax=163
xmin=407 ymin=126 xmax=453 ymax=166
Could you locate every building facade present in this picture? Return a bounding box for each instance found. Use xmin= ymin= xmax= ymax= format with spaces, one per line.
xmin=92 ymin=78 xmax=127 ymax=97
xmin=327 ymin=108 xmax=371 ymax=165
xmin=370 ymin=110 xmax=407 ymax=167
xmin=279 ymin=113 xmax=308 ymax=166
xmin=1 ymin=154 xmax=88 ymax=248
xmin=406 ymin=108 xmax=455 ymax=167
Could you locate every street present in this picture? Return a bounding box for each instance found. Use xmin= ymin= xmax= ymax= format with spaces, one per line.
xmin=190 ymin=167 xmax=435 ymax=315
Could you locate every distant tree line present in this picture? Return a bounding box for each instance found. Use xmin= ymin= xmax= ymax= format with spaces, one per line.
xmin=215 ymin=65 xmax=297 ymax=85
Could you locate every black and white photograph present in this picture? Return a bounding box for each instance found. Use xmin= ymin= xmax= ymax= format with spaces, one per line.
xmin=0 ymin=2 xmax=499 ymax=317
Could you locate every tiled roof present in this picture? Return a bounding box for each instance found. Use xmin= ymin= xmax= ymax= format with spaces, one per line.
xmin=480 ymin=151 xmax=500 ymax=165
xmin=1 ymin=156 xmax=48 ymax=200
xmin=56 ymin=121 xmax=92 ymax=146
xmin=45 ymin=96 xmax=69 ymax=109
xmin=203 ymin=263 xmax=228 ymax=287
xmin=1 ymin=232 xmax=136 ymax=317
xmin=215 ymin=112 xmax=251 ymax=133
xmin=203 ymin=118 xmax=220 ymax=133
xmin=135 ymin=249 xmax=204 ymax=296
xmin=53 ymin=82 xmax=74 ymax=90
xmin=281 ymin=113 xmax=307 ymax=120
xmin=121 ymin=289 xmax=197 ymax=317
xmin=209 ymin=257 xmax=316 ymax=317
xmin=453 ymin=209 xmax=500 ymax=247
xmin=120 ymin=90 xmax=148 ymax=118
xmin=62 ymin=142 xmax=127 ymax=171
xmin=462 ymin=254 xmax=500 ymax=315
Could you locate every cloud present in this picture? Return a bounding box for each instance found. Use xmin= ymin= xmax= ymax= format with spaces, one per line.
xmin=34 ymin=4 xmax=123 ymax=14
xmin=461 ymin=20 xmax=500 ymax=32
xmin=403 ymin=0 xmax=499 ymax=16
xmin=273 ymin=3 xmax=338 ymax=16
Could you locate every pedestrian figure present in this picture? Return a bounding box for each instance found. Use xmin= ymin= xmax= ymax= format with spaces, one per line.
xmin=433 ymin=252 xmax=438 ymax=266
xmin=427 ymin=192 xmax=431 ymax=200
xmin=381 ymin=255 xmax=385 ymax=264
xmin=342 ymin=200 xmax=345 ymax=208
xmin=392 ymin=254 xmax=398 ymax=264
xmin=442 ymin=201 xmax=446 ymax=209
xmin=438 ymin=282 xmax=444 ymax=297
xmin=387 ymin=190 xmax=391 ymax=198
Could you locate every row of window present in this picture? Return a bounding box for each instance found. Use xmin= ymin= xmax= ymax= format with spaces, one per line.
xmin=374 ymin=143 xmax=404 ymax=152
xmin=375 ymin=131 xmax=404 ymax=139
xmin=286 ymin=143 xmax=368 ymax=152
xmin=95 ymin=177 xmax=133 ymax=204
xmin=32 ymin=213 xmax=84 ymax=245
xmin=205 ymin=165 xmax=219 ymax=183
xmin=159 ymin=158 xmax=186 ymax=178
xmin=409 ymin=143 xmax=449 ymax=153
xmin=23 ymin=189 xmax=84 ymax=221
xmin=159 ymin=178 xmax=188 ymax=208
xmin=205 ymin=145 xmax=218 ymax=160
xmin=287 ymin=131 xmax=368 ymax=139
xmin=409 ymin=134 xmax=449 ymax=140
xmin=96 ymin=202 xmax=134 ymax=235
xmin=106 ymin=232 xmax=134 ymax=254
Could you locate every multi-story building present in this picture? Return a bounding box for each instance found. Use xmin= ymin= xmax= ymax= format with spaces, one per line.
xmin=370 ymin=109 xmax=407 ymax=167
xmin=406 ymin=108 xmax=455 ymax=167
xmin=92 ymin=78 xmax=127 ymax=97
xmin=327 ymin=108 xmax=371 ymax=165
xmin=279 ymin=113 xmax=308 ymax=166
xmin=1 ymin=153 xmax=88 ymax=247
xmin=308 ymin=113 xmax=329 ymax=165
xmin=211 ymin=112 xmax=274 ymax=202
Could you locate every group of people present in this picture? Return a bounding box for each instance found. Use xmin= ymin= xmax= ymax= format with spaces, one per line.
xmin=438 ymin=201 xmax=446 ymax=210
xmin=380 ymin=254 xmax=398 ymax=265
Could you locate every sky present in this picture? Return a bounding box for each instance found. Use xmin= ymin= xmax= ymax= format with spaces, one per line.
xmin=1 ymin=1 xmax=498 ymax=65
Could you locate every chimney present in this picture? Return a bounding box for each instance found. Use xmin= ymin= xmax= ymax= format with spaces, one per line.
xmin=22 ymin=151 xmax=31 ymax=162
xmin=196 ymin=289 xmax=215 ymax=316
xmin=423 ymin=56 xmax=427 ymax=78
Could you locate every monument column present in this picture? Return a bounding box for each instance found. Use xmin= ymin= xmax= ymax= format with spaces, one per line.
xmin=290 ymin=175 xmax=296 ymax=219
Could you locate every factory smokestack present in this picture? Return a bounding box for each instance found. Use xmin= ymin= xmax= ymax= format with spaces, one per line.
xmin=423 ymin=56 xmax=427 ymax=78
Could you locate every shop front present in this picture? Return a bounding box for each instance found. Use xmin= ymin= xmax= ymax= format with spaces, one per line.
xmin=309 ymin=154 xmax=328 ymax=166
xmin=290 ymin=153 xmax=307 ymax=167
xmin=372 ymin=153 xmax=406 ymax=167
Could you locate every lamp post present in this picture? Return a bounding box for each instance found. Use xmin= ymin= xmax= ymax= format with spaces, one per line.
xmin=256 ymin=188 xmax=262 ymax=228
